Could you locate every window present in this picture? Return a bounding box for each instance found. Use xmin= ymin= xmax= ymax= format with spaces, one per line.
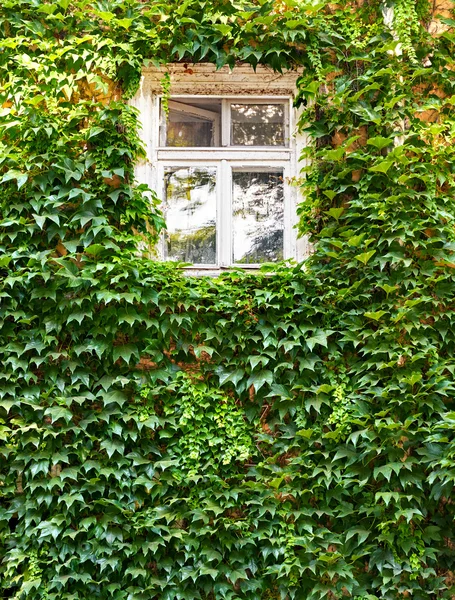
xmin=160 ymin=98 xmax=290 ymax=267
xmin=132 ymin=64 xmax=310 ymax=271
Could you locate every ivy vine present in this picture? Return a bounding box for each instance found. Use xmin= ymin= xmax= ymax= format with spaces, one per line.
xmin=1 ymin=1 xmax=455 ymax=599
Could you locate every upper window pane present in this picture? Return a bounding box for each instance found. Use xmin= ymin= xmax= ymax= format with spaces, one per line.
xmin=161 ymin=99 xmax=221 ymax=147
xmin=231 ymin=104 xmax=286 ymax=146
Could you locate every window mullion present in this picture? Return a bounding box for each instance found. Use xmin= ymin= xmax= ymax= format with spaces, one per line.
xmin=221 ymin=99 xmax=230 ymax=147
xmin=285 ymin=99 xmax=291 ymax=147
xmin=219 ymin=160 xmax=232 ymax=267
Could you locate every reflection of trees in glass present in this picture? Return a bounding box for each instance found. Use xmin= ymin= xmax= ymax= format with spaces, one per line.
xmin=166 ymin=120 xmax=213 ymax=147
xmin=169 ymin=224 xmax=216 ymax=264
xmin=238 ymin=230 xmax=283 ymax=264
xmin=233 ymin=171 xmax=284 ymax=264
xmin=161 ymin=99 xmax=221 ymax=147
xmin=165 ymin=169 xmax=216 ymax=202
xmin=164 ymin=168 xmax=217 ymax=264
xmin=231 ymin=104 xmax=285 ymax=146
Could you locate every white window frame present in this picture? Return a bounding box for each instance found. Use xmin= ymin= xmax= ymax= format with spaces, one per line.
xmin=131 ymin=64 xmax=311 ymax=274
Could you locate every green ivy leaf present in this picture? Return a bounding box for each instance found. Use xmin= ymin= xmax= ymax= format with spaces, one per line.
xmin=369 ymin=160 xmax=394 ymax=173
xmin=85 ymin=244 xmax=105 ymax=256
xmin=305 ymin=330 xmax=328 ymax=351
xmin=325 ymin=207 xmax=345 ymax=221
xmin=364 ymin=310 xmax=386 ymax=321
xmin=0 ymin=399 xmax=15 ymax=412
xmin=44 ymin=406 xmax=73 ymax=423
xmin=1 ymin=169 xmax=28 ymax=189
xmin=116 ymin=18 xmax=134 ymax=29
xmin=100 ymin=438 xmax=125 ymax=458
xmin=113 ymin=344 xmax=139 ymax=364
xmin=101 ymin=390 xmax=128 ymax=406
xmin=88 ymin=126 xmax=105 ymax=139
xmin=247 ymin=370 xmax=273 ymax=392
xmin=346 ymin=528 xmax=370 ymax=544
xmin=367 ymin=136 xmax=393 ymax=150
xmin=380 ymin=283 xmax=397 ymax=295
xmin=355 ymin=250 xmax=376 ymax=265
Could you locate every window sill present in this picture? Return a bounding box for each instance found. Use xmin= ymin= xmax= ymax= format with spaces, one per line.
xmin=182 ymin=266 xmax=262 ymax=277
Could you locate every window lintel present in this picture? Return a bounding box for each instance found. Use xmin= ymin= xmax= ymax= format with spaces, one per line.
xmin=139 ymin=63 xmax=302 ymax=97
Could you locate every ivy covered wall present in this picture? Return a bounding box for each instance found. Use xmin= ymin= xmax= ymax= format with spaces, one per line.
xmin=1 ymin=1 xmax=455 ymax=599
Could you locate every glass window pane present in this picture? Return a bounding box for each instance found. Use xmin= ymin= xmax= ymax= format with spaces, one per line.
xmin=231 ymin=104 xmax=285 ymax=146
xmin=161 ymin=100 xmax=221 ymax=147
xmin=164 ymin=168 xmax=217 ymax=264
xmin=167 ymin=118 xmax=213 ymax=147
xmin=232 ymin=171 xmax=284 ymax=264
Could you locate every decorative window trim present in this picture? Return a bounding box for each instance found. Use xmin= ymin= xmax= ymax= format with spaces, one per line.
xmin=131 ymin=63 xmax=311 ymax=273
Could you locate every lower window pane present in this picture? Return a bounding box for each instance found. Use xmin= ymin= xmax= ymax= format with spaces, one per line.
xmin=232 ymin=171 xmax=284 ymax=264
xmin=164 ymin=167 xmax=217 ymax=264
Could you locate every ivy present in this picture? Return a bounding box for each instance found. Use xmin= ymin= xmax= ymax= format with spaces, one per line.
xmin=1 ymin=1 xmax=455 ymax=599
